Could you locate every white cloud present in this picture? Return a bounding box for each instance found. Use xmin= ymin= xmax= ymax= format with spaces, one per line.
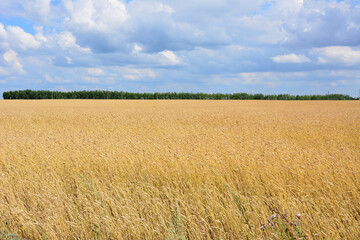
xmin=329 ymin=78 xmax=360 ymax=86
xmin=82 ymin=76 xmax=100 ymax=83
xmin=273 ymin=0 xmax=304 ymax=16
xmin=157 ymin=0 xmax=267 ymax=17
xmin=20 ymin=0 xmax=51 ymax=23
xmin=313 ymin=46 xmax=360 ymax=65
xmin=0 ymin=24 xmax=8 ymax=50
xmin=57 ymin=31 xmax=91 ymax=53
xmin=44 ymin=73 xmax=54 ymax=83
xmin=121 ymin=67 xmax=156 ymax=80
xmin=282 ymin=0 xmax=360 ymax=48
xmin=6 ymin=26 xmax=42 ymax=51
xmin=66 ymin=57 xmax=72 ymax=64
xmin=347 ymin=22 xmax=360 ymax=31
xmin=123 ymin=74 xmax=137 ymax=80
xmin=0 ymin=23 xmax=6 ymax=38
xmin=87 ymin=68 xmax=104 ymax=76
xmin=129 ymin=2 xmax=174 ymax=14
xmin=271 ymin=53 xmax=311 ymax=63
xmin=329 ymin=70 xmax=360 ymax=78
xmin=64 ymin=0 xmax=128 ymax=30
xmin=232 ymin=15 xmax=286 ymax=44
xmin=3 ymin=50 xmax=24 ymax=74
xmin=44 ymin=73 xmax=71 ymax=83
xmin=159 ymin=50 xmax=181 ymax=65
xmin=35 ymin=32 xmax=48 ymax=43
xmin=0 ymin=0 xmax=53 ymax=23
xmin=132 ymin=44 xmax=142 ymax=54
xmin=236 ymin=71 xmax=308 ymax=87
xmin=238 ymin=72 xmax=283 ymax=86
xmin=63 ymin=0 xmax=128 ymax=52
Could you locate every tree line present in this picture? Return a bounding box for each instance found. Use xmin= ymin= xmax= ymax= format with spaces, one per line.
xmin=2 ymin=90 xmax=356 ymax=100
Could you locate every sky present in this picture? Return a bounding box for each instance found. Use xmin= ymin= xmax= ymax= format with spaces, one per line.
xmin=0 ymin=0 xmax=360 ymax=97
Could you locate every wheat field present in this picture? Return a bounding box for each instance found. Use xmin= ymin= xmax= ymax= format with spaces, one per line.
xmin=0 ymin=100 xmax=359 ymax=239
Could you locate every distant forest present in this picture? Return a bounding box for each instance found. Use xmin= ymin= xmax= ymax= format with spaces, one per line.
xmin=2 ymin=90 xmax=356 ymax=100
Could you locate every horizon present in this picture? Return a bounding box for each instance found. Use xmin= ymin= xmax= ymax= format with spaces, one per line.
xmin=0 ymin=0 xmax=360 ymax=97
xmin=2 ymin=89 xmax=357 ymax=101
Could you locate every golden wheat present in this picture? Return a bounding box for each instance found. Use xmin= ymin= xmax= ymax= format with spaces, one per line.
xmin=0 ymin=100 xmax=359 ymax=239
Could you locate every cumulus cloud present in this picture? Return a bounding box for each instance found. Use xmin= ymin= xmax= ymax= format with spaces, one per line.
xmin=271 ymin=53 xmax=311 ymax=63
xmin=159 ymin=50 xmax=182 ymax=65
xmin=0 ymin=25 xmax=42 ymax=51
xmin=87 ymin=68 xmax=104 ymax=76
xmin=129 ymin=1 xmax=174 ymax=14
xmin=3 ymin=50 xmax=24 ymax=74
xmin=0 ymin=24 xmax=7 ymax=50
xmin=63 ymin=0 xmax=128 ymax=53
xmin=122 ymin=67 xmax=156 ymax=80
xmin=65 ymin=57 xmax=72 ymax=64
xmin=282 ymin=0 xmax=360 ymax=49
xmin=312 ymin=46 xmax=360 ymax=65
xmin=44 ymin=73 xmax=72 ymax=83
xmin=63 ymin=0 xmax=128 ymax=30
xmin=276 ymin=0 xmax=304 ymax=13
xmin=230 ymin=16 xmax=285 ymax=45
xmin=19 ymin=0 xmax=51 ymax=23
xmin=57 ymin=31 xmax=91 ymax=53
xmin=0 ymin=0 xmax=62 ymax=25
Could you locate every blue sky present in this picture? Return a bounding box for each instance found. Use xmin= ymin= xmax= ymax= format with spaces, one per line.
xmin=0 ymin=0 xmax=359 ymax=97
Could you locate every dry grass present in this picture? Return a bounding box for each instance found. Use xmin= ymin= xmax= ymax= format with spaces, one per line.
xmin=0 ymin=100 xmax=359 ymax=239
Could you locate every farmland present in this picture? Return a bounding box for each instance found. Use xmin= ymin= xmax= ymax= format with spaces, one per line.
xmin=0 ymin=100 xmax=359 ymax=239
